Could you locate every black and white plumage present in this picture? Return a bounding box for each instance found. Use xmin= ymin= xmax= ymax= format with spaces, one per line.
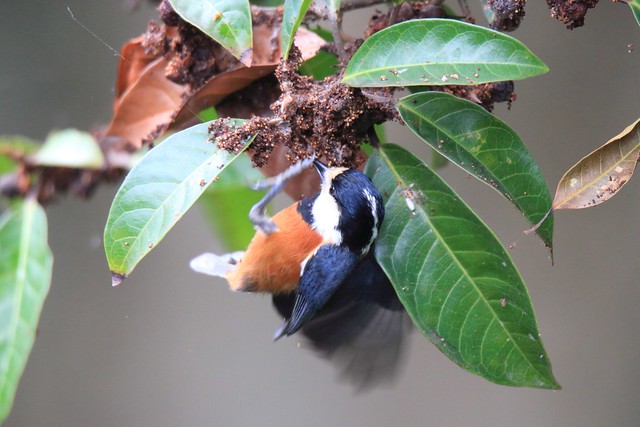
xmin=191 ymin=159 xmax=410 ymax=389
xmin=273 ymin=250 xmax=411 ymax=389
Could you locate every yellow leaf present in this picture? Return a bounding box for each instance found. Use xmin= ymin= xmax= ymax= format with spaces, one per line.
xmin=553 ymin=118 xmax=640 ymax=210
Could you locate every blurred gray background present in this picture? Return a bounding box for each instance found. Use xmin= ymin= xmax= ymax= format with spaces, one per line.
xmin=2 ymin=1 xmax=639 ymax=426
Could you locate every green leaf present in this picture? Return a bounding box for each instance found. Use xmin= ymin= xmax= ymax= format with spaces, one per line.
xmin=308 ymin=26 xmax=333 ymax=42
xmin=104 ymin=120 xmax=254 ymax=284
xmin=374 ymin=123 xmax=387 ymax=144
xmin=0 ymin=199 xmax=53 ymax=423
xmin=198 ymin=154 xmax=264 ymax=250
xmin=197 ymin=106 xmax=219 ymax=123
xmin=32 ymin=129 xmax=104 ymax=169
xmin=298 ymin=50 xmax=339 ymax=80
xmin=343 ymin=19 xmax=548 ymax=88
xmin=169 ymin=0 xmax=253 ymax=66
xmin=630 ymin=0 xmax=640 ymax=26
xmin=281 ymin=0 xmax=313 ymax=60
xmin=366 ymin=144 xmax=559 ymax=389
xmin=0 ymin=136 xmax=38 ymax=174
xmin=397 ymin=92 xmax=553 ymax=249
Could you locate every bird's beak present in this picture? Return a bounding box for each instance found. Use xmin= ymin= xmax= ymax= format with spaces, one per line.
xmin=313 ymin=160 xmax=329 ymax=178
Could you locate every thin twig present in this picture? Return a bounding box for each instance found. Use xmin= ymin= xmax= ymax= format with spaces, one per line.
xmin=341 ymin=0 xmax=390 ymax=12
xmin=307 ymin=0 xmax=390 ymax=20
xmin=0 ymin=146 xmax=27 ymax=163
xmin=388 ymin=4 xmax=401 ymax=26
xmin=0 ymin=173 xmax=19 ymax=197
xmin=457 ymin=0 xmax=471 ymax=20
xmin=330 ymin=16 xmax=347 ymax=61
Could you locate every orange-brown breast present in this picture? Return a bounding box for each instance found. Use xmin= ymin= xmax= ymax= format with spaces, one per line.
xmin=226 ymin=203 xmax=323 ymax=294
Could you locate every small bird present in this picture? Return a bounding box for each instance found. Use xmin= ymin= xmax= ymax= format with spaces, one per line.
xmin=191 ymin=158 xmax=410 ymax=388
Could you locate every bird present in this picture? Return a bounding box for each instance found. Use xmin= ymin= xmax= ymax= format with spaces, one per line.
xmin=191 ymin=157 xmax=410 ymax=388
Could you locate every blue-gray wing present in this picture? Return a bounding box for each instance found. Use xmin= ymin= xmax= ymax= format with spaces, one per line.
xmin=273 ymin=250 xmax=412 ymax=390
xmin=273 ymin=244 xmax=359 ymax=339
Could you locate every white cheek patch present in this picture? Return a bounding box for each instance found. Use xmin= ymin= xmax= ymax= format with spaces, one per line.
xmin=299 ymin=253 xmax=311 ymax=277
xmin=364 ymin=188 xmax=379 ymax=234
xmin=311 ymin=188 xmax=342 ymax=244
xmin=362 ymin=188 xmax=379 ymax=254
xmin=299 ymin=244 xmax=322 ymax=277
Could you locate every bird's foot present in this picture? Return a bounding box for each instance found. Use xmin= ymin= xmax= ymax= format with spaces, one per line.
xmin=249 ymin=156 xmax=315 ymax=235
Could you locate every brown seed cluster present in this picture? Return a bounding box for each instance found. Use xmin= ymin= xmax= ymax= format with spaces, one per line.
xmin=213 ymin=47 xmax=396 ymax=169
xmin=209 ymin=118 xmax=265 ymax=155
xmin=546 ymin=0 xmax=599 ymax=29
xmin=441 ymin=81 xmax=516 ymax=112
xmin=144 ymin=0 xmax=241 ymax=88
xmin=142 ymin=21 xmax=168 ymax=57
xmin=275 ymin=55 xmax=396 ymax=167
xmin=487 ymin=0 xmax=527 ymax=32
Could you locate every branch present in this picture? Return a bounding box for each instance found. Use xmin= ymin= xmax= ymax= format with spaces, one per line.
xmin=308 ymin=0 xmax=391 ymax=19
xmin=0 ymin=173 xmax=20 ymax=198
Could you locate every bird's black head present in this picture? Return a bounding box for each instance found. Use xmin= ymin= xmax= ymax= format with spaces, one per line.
xmin=299 ymin=161 xmax=385 ymax=255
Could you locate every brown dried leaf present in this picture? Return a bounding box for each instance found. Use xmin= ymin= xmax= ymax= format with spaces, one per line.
xmin=292 ymin=27 xmax=327 ymax=63
xmin=553 ymin=118 xmax=640 ymax=210
xmin=252 ymin=22 xmax=281 ymax=66
xmin=105 ymin=57 xmax=189 ymax=151
xmin=106 ymin=25 xmax=325 ymax=151
xmin=172 ymin=65 xmax=276 ymax=128
xmin=172 ymin=27 xmax=325 ymax=128
xmin=115 ymin=36 xmax=157 ymax=104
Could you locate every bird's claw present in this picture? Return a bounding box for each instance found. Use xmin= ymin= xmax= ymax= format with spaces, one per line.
xmin=248 ymin=156 xmax=316 ymax=235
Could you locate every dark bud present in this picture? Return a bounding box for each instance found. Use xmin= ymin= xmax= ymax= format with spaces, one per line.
xmin=546 ymin=0 xmax=599 ymax=30
xmin=158 ymin=0 xmax=182 ymax=26
xmin=418 ymin=3 xmax=447 ymax=19
xmin=488 ymin=0 xmax=527 ymax=32
xmin=489 ymin=81 xmax=515 ymax=103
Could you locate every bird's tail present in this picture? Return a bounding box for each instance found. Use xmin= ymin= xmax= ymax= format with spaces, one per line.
xmin=190 ymin=251 xmax=245 ymax=278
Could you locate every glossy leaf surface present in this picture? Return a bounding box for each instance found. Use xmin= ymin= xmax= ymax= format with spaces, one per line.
xmin=0 ymin=200 xmax=53 ymax=423
xmin=169 ymin=0 xmax=253 ymax=65
xmin=630 ymin=0 xmax=640 ymax=26
xmin=343 ymin=19 xmax=548 ymax=87
xmin=366 ymin=144 xmax=559 ymax=389
xmin=397 ymin=92 xmax=553 ymax=249
xmin=32 ymin=129 xmax=104 ymax=169
xmin=299 ymin=50 xmax=339 ymax=80
xmin=552 ymin=118 xmax=640 ymax=210
xmin=104 ymin=120 xmax=253 ymax=283
xmin=281 ymin=0 xmax=312 ymax=60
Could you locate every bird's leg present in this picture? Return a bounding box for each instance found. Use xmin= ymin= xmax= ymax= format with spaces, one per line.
xmin=249 ymin=156 xmax=315 ymax=235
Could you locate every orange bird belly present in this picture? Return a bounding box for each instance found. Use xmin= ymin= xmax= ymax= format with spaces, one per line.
xmin=226 ymin=203 xmax=323 ymax=294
